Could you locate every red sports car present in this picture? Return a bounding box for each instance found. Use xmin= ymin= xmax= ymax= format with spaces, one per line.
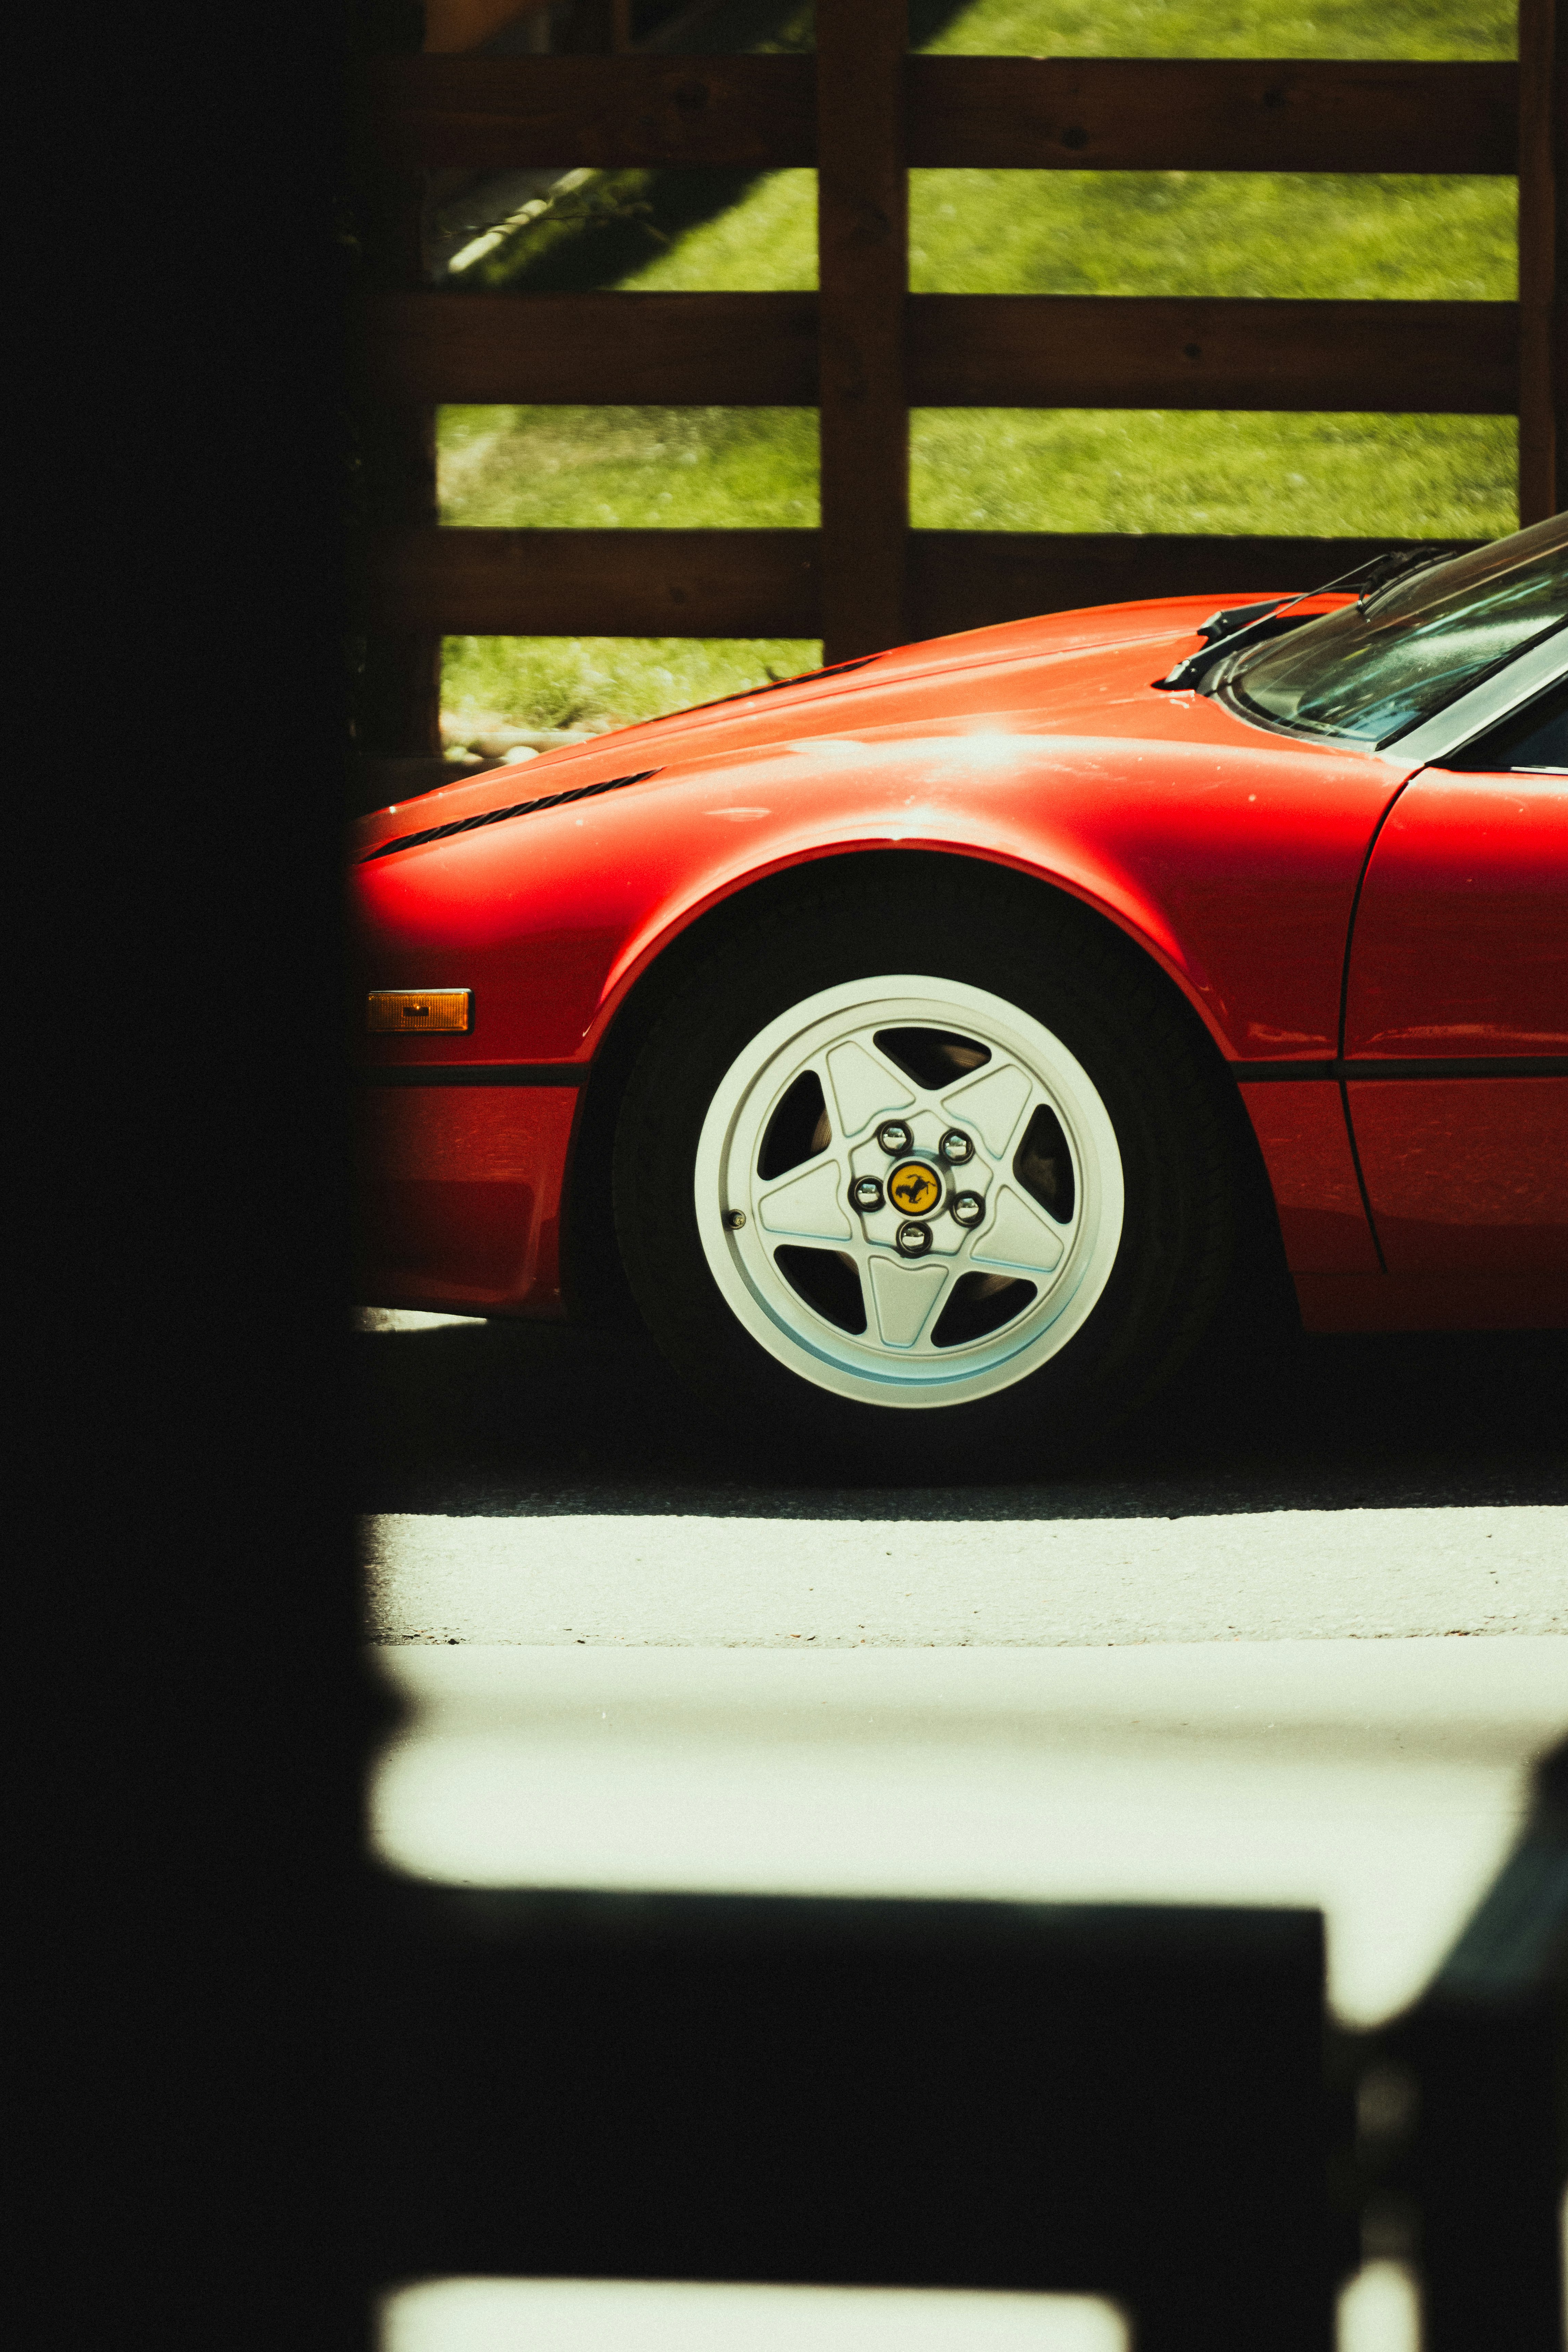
xmin=351 ymin=513 xmax=1568 ymax=1454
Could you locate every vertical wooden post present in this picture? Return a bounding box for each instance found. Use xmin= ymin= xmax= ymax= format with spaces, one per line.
xmin=1519 ymin=0 xmax=1566 ymax=521
xmin=363 ymin=402 xmax=444 ymax=763
xmin=369 ymin=168 xmax=444 ymax=762
xmin=347 ymin=12 xmax=445 ymax=776
xmin=816 ymin=0 xmax=909 ymax=662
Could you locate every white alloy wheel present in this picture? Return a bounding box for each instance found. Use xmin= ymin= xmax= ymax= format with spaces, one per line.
xmin=693 ymin=975 xmax=1125 ymax=1410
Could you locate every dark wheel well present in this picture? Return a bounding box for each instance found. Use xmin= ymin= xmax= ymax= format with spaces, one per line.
xmin=559 ymin=848 xmax=1290 ymax=1332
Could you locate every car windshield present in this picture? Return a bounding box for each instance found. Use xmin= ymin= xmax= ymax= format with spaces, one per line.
xmin=1222 ymin=513 xmax=1568 ymax=747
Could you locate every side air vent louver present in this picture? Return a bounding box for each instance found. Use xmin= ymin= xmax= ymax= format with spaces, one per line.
xmin=360 ymin=770 xmax=661 ymax=863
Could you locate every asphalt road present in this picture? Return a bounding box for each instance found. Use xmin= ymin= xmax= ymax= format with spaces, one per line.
xmin=367 ymin=1502 xmax=1564 ymax=1645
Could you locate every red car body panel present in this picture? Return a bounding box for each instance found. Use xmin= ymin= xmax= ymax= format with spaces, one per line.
xmin=1236 ymin=1082 xmax=1381 ymax=1276
xmin=1345 ymin=1079 xmax=1568 ymax=1275
xmin=1345 ymin=766 xmax=1568 ymax=1059
xmin=349 ymin=593 xmax=1568 ymax=1334
xmin=1340 ymin=761 xmax=1568 ymax=1298
xmin=355 ymin=598 xmax=1413 ymax=1074
xmin=354 ymin=1082 xmax=576 ymax=1314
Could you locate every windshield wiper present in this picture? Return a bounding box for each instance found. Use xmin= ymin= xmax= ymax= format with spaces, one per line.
xmin=1153 ymin=544 xmax=1459 ymax=693
xmin=1356 ymin=545 xmax=1457 ymax=614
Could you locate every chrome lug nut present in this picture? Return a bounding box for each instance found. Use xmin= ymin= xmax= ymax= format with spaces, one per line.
xmin=939 ymin=1128 xmax=974 ymax=1164
xmin=851 ymin=1176 xmax=885 ymax=1212
xmin=876 ymin=1120 xmax=912 ymax=1155
xmin=895 ymin=1221 xmax=933 ymax=1256
xmin=950 ymin=1191 xmax=984 ymax=1227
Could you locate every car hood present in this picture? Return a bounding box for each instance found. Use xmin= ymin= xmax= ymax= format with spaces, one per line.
xmin=351 ymin=592 xmax=1302 ymax=861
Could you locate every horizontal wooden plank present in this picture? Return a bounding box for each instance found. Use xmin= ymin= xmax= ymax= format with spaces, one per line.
xmin=370 ymin=525 xmax=1481 ymax=639
xmin=908 ymin=295 xmax=1518 ymax=414
xmin=907 ymin=56 xmax=1518 ymax=175
xmin=364 ymin=291 xmax=820 ymax=404
xmin=368 ymin=53 xmax=816 ymax=169
xmin=368 ymin=52 xmax=1514 ymax=176
xmin=904 ymin=530 xmax=1484 ymax=637
xmin=369 ymin=527 xmax=821 ymax=634
xmin=367 ymin=290 xmax=1517 ymax=414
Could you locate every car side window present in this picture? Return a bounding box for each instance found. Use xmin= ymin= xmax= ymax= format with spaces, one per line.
xmin=1443 ymin=679 xmax=1568 ymax=774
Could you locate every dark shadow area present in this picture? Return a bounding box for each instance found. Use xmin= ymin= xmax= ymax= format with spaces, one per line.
xmin=355 ymin=1314 xmax=1568 ymax=1517
xmin=454 ymin=0 xmax=971 ymax=293
xmin=456 ymin=0 xmax=813 ymax=292
xmin=371 ymin=1883 xmax=1333 ymax=2347
xmin=477 ymin=163 xmax=778 ymax=292
xmin=29 ymin=2 xmax=366 ymax=2343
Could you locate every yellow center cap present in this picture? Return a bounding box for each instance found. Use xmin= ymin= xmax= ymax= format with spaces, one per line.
xmin=886 ymin=1160 xmax=942 ymax=1217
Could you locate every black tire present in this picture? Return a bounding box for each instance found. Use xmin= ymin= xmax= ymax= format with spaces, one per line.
xmin=612 ymin=858 xmax=1241 ymax=1474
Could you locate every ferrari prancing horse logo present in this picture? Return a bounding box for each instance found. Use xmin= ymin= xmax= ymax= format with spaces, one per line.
xmin=886 ymin=1160 xmax=943 ymax=1217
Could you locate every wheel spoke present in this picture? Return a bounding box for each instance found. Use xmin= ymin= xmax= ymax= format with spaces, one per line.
xmin=937 ymin=1058 xmax=1033 ymax=1158
xmin=756 ymin=1156 xmax=853 ymax=1240
xmin=823 ymin=1037 xmax=915 ymax=1139
xmin=867 ymin=1254 xmax=949 ymax=1348
xmin=967 ymin=1181 xmax=1066 ymax=1275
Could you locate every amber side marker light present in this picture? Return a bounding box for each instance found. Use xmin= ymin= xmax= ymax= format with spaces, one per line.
xmin=367 ymin=989 xmax=471 ymax=1034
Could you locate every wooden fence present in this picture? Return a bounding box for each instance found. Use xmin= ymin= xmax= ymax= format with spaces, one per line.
xmin=358 ymin=0 xmax=1565 ymax=756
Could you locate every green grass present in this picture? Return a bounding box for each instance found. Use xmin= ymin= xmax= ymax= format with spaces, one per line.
xmin=441 ymin=635 xmax=821 ymax=740
xmin=908 ymin=172 xmax=1514 ymax=300
xmin=569 ymin=169 xmax=1516 ymax=305
xmin=440 ymin=405 xmax=818 ymax=528
xmin=437 ymin=404 xmax=1510 ymax=540
xmin=439 ymin=0 xmax=1519 ymax=733
xmin=919 ymin=0 xmax=1513 ymax=58
xmin=911 ymin=412 xmax=1514 ymax=535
